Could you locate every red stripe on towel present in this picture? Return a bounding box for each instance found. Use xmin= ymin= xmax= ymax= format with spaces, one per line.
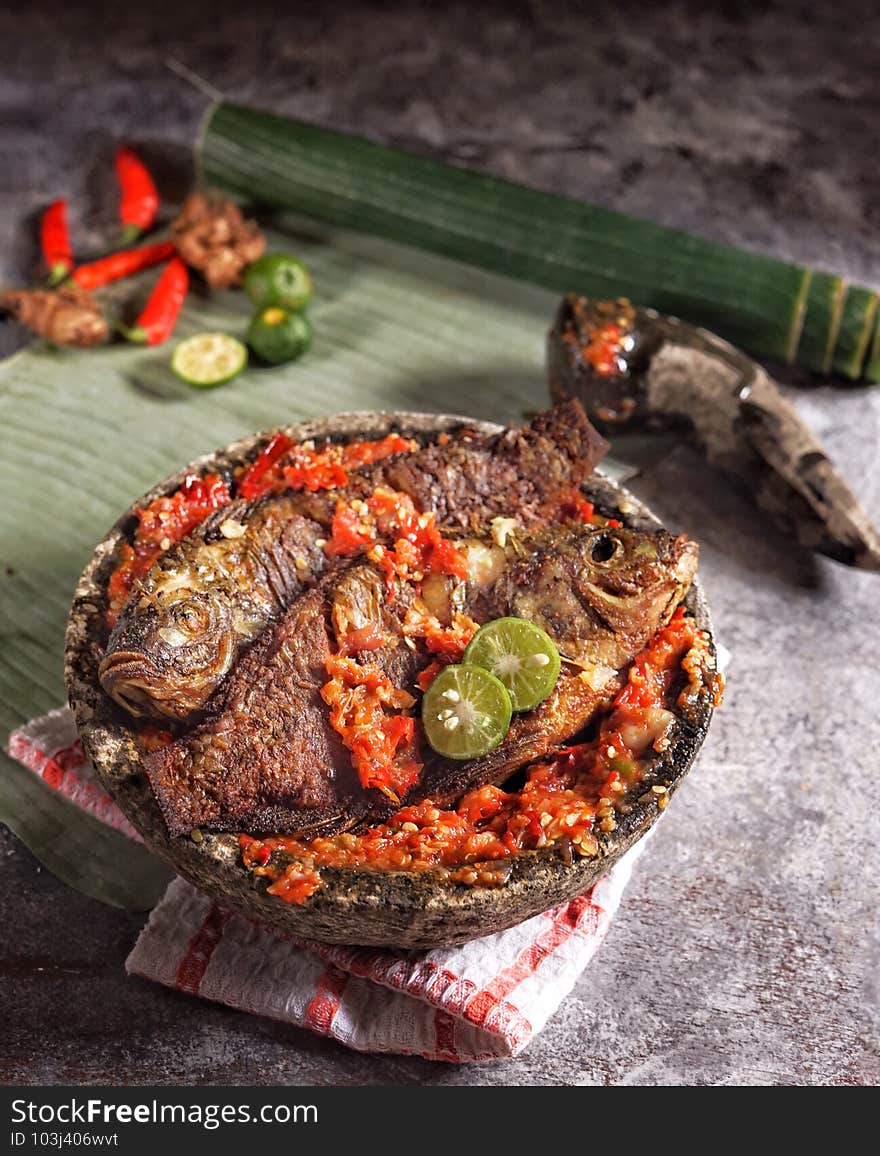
xmin=305 ymin=965 xmax=349 ymax=1035
xmin=175 ymin=904 xmax=230 ymax=994
xmin=463 ymin=892 xmax=604 ymax=1043
xmin=433 ymin=1009 xmax=461 ymax=1062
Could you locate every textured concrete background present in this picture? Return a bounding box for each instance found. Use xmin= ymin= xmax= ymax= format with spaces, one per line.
xmin=2 ymin=0 xmax=879 ymax=1085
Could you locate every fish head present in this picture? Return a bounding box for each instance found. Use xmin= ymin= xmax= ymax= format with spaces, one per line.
xmin=569 ymin=525 xmax=699 ymax=658
xmin=99 ymin=580 xmax=237 ymax=721
xmin=575 ymin=525 xmax=699 ymax=597
xmin=507 ymin=524 xmax=699 ymax=666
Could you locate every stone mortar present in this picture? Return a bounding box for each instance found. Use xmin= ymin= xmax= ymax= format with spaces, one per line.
xmin=64 ymin=410 xmax=716 ymax=948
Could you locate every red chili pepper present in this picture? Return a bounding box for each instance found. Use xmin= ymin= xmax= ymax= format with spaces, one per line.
xmin=236 ymin=433 xmax=294 ymax=500
xmin=71 ymin=241 xmax=176 ymax=290
xmin=41 ymin=200 xmax=73 ymax=286
xmin=115 ymin=146 xmax=159 ymax=244
xmin=121 ymin=257 xmax=189 ymax=345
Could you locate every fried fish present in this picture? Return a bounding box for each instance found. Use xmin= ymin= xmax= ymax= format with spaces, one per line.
xmin=144 ymin=521 xmax=698 ymax=838
xmin=100 ymin=401 xmax=608 ymax=721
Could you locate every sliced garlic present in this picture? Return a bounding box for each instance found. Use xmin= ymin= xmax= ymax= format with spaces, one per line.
xmin=490 ymin=515 xmax=519 ymax=549
xmin=219 ymin=518 xmax=246 ymax=540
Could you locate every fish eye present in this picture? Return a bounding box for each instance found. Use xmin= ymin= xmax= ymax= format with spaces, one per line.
xmin=589 ymin=533 xmax=623 ymax=564
xmin=174 ymin=601 xmax=210 ymax=634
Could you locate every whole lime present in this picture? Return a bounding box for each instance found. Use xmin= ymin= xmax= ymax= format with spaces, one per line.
xmin=244 ymin=254 xmax=313 ymax=311
xmin=247 ymin=307 xmax=313 ymax=365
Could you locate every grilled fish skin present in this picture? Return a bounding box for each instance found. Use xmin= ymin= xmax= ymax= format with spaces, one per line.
xmin=416 ymin=525 xmax=697 ymax=805
xmin=144 ymin=522 xmax=698 ymax=838
xmin=99 ymin=500 xmax=327 ymax=720
xmin=100 ymin=401 xmax=608 ymax=721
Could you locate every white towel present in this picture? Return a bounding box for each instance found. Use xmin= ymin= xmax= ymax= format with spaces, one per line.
xmin=8 ymin=706 xmax=644 ymax=1062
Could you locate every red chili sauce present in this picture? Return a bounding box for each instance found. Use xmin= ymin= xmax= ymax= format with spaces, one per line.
xmin=107 ymin=435 xmax=723 ymax=907
xmin=106 ymin=473 xmax=230 ymax=624
xmin=105 ymin=432 xmax=418 ymax=625
xmin=236 ymin=432 xmax=417 ymax=501
xmin=241 ymin=608 xmax=723 ymax=905
xmin=316 ymin=483 xmax=632 ymax=802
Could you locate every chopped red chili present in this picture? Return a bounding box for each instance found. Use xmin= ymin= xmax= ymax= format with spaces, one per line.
xmin=321 ymin=654 xmax=422 ymax=800
xmin=582 ymin=321 xmax=627 ymax=377
xmin=416 ymin=660 xmax=444 ymax=692
xmin=558 ymin=490 xmax=595 ymax=523
xmin=326 ymin=486 xmax=469 ymax=597
xmin=281 ymin=452 xmax=349 ymax=493
xmin=235 ymin=433 xmax=417 ymax=501
xmin=614 ymin=605 xmax=694 ymax=710
xmin=325 ymin=500 xmax=375 ymax=557
xmin=365 ymin=487 xmax=469 ymax=599
xmin=403 ymin=606 xmax=479 ymax=662
xmin=341 ymin=434 xmax=416 ymax=468
xmin=241 ymin=609 xmax=718 ymax=904
xmin=236 ymin=433 xmax=294 ymax=501
xmin=106 ymin=472 xmax=230 ymax=623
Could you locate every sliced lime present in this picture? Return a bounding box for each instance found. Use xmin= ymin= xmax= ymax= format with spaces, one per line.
xmin=421 ymin=664 xmax=512 ymax=760
xmin=463 ymin=617 xmax=561 ymax=712
xmin=171 ymin=333 xmax=248 ymax=387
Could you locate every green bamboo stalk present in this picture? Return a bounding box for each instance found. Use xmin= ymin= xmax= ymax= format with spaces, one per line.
xmin=866 ymin=312 xmax=880 ymax=384
xmin=796 ymin=271 xmax=846 ymax=373
xmin=199 ymin=102 xmax=879 ymax=382
xmin=831 ymin=286 xmax=879 ymax=379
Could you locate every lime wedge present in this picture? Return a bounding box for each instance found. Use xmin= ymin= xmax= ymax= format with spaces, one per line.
xmin=463 ymin=617 xmax=561 ymax=711
xmin=421 ymin=664 xmax=512 ymax=760
xmin=171 ymin=333 xmax=248 ymax=387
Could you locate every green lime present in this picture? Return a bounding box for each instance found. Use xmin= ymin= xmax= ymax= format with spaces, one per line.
xmin=421 ymin=664 xmax=512 ymax=760
xmin=244 ymin=254 xmax=313 ymax=311
xmin=247 ymin=307 xmax=312 ymax=365
xmin=463 ymin=617 xmax=561 ymax=712
xmin=171 ymin=332 xmax=248 ymax=387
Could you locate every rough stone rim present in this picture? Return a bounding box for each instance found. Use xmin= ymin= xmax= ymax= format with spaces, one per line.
xmin=64 ymin=411 xmax=715 ymax=948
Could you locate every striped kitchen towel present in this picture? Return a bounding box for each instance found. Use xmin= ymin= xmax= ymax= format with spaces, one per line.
xmin=7 ymin=707 xmax=642 ymax=1062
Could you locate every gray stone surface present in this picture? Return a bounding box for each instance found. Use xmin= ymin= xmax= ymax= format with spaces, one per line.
xmin=1 ymin=0 xmax=878 ymax=1085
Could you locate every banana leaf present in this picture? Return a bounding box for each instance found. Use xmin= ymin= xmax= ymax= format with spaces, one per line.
xmin=0 ymin=217 xmax=558 ymax=907
xmin=0 ymin=749 xmax=172 ymax=909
